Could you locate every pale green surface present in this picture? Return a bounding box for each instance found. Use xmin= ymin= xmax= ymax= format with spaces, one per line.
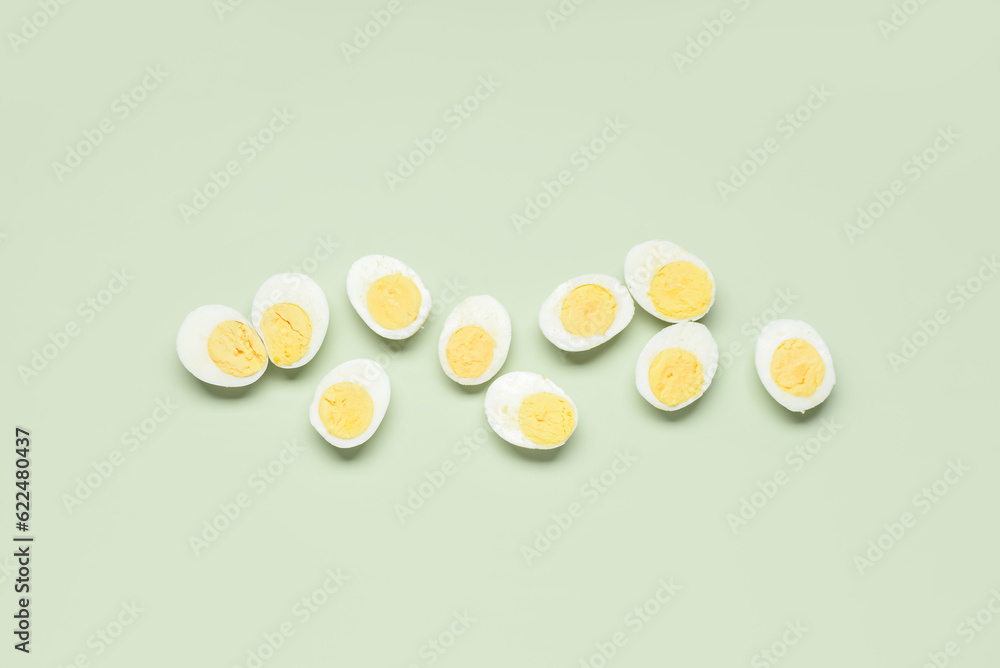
xmin=3 ymin=0 xmax=1000 ymax=666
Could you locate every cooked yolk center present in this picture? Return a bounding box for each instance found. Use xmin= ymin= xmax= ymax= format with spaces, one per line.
xmin=260 ymin=303 xmax=312 ymax=366
xmin=518 ymin=392 xmax=576 ymax=446
xmin=649 ymin=261 xmax=713 ymax=320
xmin=648 ymin=347 xmax=703 ymax=407
xmin=367 ymin=274 xmax=421 ymax=330
xmin=319 ymin=382 xmax=374 ymax=439
xmin=560 ymin=284 xmax=617 ymax=337
xmin=770 ymin=338 xmax=825 ymax=397
xmin=207 ymin=320 xmax=267 ymax=378
xmin=446 ymin=326 xmax=495 ymax=379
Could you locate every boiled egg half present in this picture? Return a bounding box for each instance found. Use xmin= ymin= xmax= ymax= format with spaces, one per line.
xmin=755 ymin=319 xmax=835 ymax=412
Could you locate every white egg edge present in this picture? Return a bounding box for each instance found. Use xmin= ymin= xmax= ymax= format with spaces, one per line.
xmin=624 ymin=240 xmax=717 ymax=323
xmin=538 ymin=274 xmax=636 ymax=352
xmin=437 ymin=295 xmax=512 ymax=386
xmin=754 ymin=319 xmax=836 ymax=413
xmin=635 ymin=322 xmax=720 ymax=411
xmin=250 ymin=273 xmax=330 ymax=369
xmin=176 ymin=305 xmax=268 ymax=388
xmin=308 ymin=358 xmax=391 ymax=448
xmin=485 ymin=371 xmax=578 ymax=449
xmin=346 ymin=255 xmax=433 ymax=340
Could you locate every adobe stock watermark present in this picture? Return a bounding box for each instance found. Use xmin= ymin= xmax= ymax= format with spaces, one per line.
xmin=288 ymin=235 xmax=341 ymax=276
xmin=251 ymin=242 xmax=344 ymax=321
xmin=672 ymin=0 xmax=758 ymax=73
xmin=179 ymin=107 xmax=295 ymax=224
xmin=340 ymin=0 xmax=415 ymax=63
xmin=384 ymin=75 xmax=501 ymax=192
xmin=51 ymin=65 xmax=169 ymax=182
xmin=188 ymin=439 xmax=306 ymax=557
xmin=394 ymin=426 xmax=488 ymax=524
xmin=511 ymin=116 xmax=628 ymax=233
xmin=751 ymin=620 xmax=809 ymax=668
xmin=852 ymin=459 xmax=970 ymax=576
xmin=62 ymin=397 xmax=179 ymax=514
xmin=887 ymin=255 xmax=997 ymax=372
xmin=726 ymin=417 xmax=843 ymax=535
xmin=403 ymin=611 xmax=476 ymax=668
xmin=55 ymin=601 xmax=144 ymax=668
xmin=7 ymin=0 xmax=74 ymax=54
xmin=232 ymin=568 xmax=350 ymax=668
xmin=577 ymin=579 xmax=681 ymax=668
xmin=213 ymin=0 xmax=249 ymax=21
xmin=843 ymin=126 xmax=959 ymax=244
xmin=0 ymin=557 xmax=16 ymax=585
xmin=716 ymin=85 xmax=833 ymax=202
xmin=545 ymin=0 xmax=592 ymax=31
xmin=17 ymin=268 xmax=135 ymax=386
xmin=877 ymin=0 xmax=934 ymax=40
xmin=521 ymin=449 xmax=638 ymax=566
xmin=917 ymin=588 xmax=1000 ymax=668
xmin=715 ymin=287 xmax=798 ymax=378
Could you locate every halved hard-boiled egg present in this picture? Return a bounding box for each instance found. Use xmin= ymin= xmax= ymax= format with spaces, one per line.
xmin=309 ymin=358 xmax=391 ymax=448
xmin=756 ymin=320 xmax=835 ymax=412
xmin=438 ymin=295 xmax=511 ymax=385
xmin=485 ymin=372 xmax=577 ymax=449
xmin=177 ymin=305 xmax=268 ymax=387
xmin=250 ymin=273 xmax=329 ymax=368
xmin=347 ymin=255 xmax=432 ymax=340
xmin=539 ymin=274 xmax=634 ymax=352
xmin=636 ymin=322 xmax=719 ymax=411
xmin=625 ymin=240 xmax=716 ymax=322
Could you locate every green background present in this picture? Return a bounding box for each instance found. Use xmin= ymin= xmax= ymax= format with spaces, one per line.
xmin=3 ymin=0 xmax=999 ymax=666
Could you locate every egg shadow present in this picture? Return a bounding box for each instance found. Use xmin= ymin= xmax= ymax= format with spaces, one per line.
xmin=640 ymin=391 xmax=709 ymax=422
xmin=183 ymin=372 xmax=257 ymax=400
xmin=750 ymin=365 xmax=835 ymax=424
xmin=496 ymin=437 xmax=564 ymax=463
xmin=313 ymin=428 xmax=385 ymax=463
xmin=265 ymin=365 xmax=309 ymax=383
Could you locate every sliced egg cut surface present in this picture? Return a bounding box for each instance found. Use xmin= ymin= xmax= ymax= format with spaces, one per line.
xmin=485 ymin=372 xmax=577 ymax=449
xmin=625 ymin=240 xmax=716 ymax=323
xmin=309 ymin=358 xmax=391 ymax=448
xmin=539 ymin=274 xmax=634 ymax=352
xmin=347 ymin=255 xmax=432 ymax=340
xmin=251 ymin=273 xmax=329 ymax=368
xmin=177 ymin=305 xmax=268 ymax=387
xmin=438 ymin=295 xmax=512 ymax=385
xmin=756 ymin=319 xmax=835 ymax=412
xmin=635 ymin=321 xmax=719 ymax=411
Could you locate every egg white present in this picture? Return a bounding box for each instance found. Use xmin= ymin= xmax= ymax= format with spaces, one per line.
xmin=438 ymin=295 xmax=512 ymax=385
xmin=755 ymin=319 xmax=835 ymax=413
xmin=309 ymin=358 xmax=391 ymax=448
xmin=624 ymin=240 xmax=716 ymax=323
xmin=346 ymin=255 xmax=432 ymax=340
xmin=484 ymin=371 xmax=578 ymax=449
xmin=250 ymin=273 xmax=329 ymax=368
xmin=635 ymin=322 xmax=719 ymax=411
xmin=538 ymin=274 xmax=634 ymax=352
xmin=176 ymin=304 xmax=268 ymax=387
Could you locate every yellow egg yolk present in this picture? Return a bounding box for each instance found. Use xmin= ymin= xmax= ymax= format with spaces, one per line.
xmin=648 ymin=348 xmax=703 ymax=407
xmin=367 ymin=274 xmax=421 ymax=330
xmin=318 ymin=382 xmax=374 ymax=439
xmin=770 ymin=338 xmax=825 ymax=397
xmin=207 ymin=321 xmax=267 ymax=378
xmin=560 ymin=284 xmax=617 ymax=337
xmin=259 ymin=303 xmax=312 ymax=366
xmin=446 ymin=326 xmax=495 ymax=379
xmin=649 ymin=261 xmax=713 ymax=320
xmin=518 ymin=392 xmax=576 ymax=446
